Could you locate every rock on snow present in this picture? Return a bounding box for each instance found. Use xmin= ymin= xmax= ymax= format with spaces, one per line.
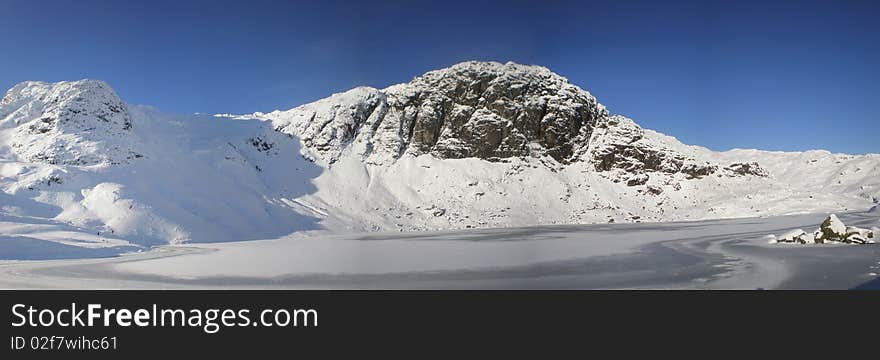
xmin=775 ymin=214 xmax=876 ymax=245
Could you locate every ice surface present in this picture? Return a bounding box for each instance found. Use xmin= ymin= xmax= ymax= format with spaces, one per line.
xmin=2 ymin=212 xmax=878 ymax=289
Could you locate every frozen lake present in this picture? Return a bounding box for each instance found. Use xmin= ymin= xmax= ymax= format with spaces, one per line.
xmin=1 ymin=212 xmax=879 ymax=289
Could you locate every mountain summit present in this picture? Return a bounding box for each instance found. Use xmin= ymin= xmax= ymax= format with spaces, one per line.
xmin=0 ymin=80 xmax=141 ymax=166
xmin=249 ymin=61 xmax=609 ymax=165
xmin=247 ymin=61 xmax=748 ymax=184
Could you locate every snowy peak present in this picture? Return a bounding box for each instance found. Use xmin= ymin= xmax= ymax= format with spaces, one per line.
xmin=251 ymin=61 xmax=756 ymax=186
xmin=0 ymin=79 xmax=141 ymax=166
xmin=249 ymin=61 xmax=608 ymax=165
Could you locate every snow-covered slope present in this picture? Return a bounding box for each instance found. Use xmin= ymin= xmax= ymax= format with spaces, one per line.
xmin=2 ymin=62 xmax=879 ymax=253
xmin=1 ymin=80 xmax=322 ymax=253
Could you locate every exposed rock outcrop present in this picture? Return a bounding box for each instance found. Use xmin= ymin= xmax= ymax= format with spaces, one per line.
xmin=725 ymin=162 xmax=769 ymax=177
xmin=586 ymin=115 xmax=693 ymax=174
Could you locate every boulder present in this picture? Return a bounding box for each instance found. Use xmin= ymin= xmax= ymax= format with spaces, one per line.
xmin=845 ymin=226 xmax=875 ymax=244
xmin=776 ymin=229 xmax=807 ymax=243
xmin=846 ymin=234 xmax=868 ymax=244
xmin=813 ymin=229 xmax=825 ymax=244
xmin=796 ymin=232 xmax=817 ymax=244
xmin=770 ymin=214 xmax=875 ymax=245
xmin=819 ymin=214 xmax=847 ymax=241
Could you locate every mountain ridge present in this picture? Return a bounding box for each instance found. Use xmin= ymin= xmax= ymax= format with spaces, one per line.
xmin=1 ymin=61 xmax=878 ymax=252
xmin=237 ymin=61 xmax=763 ymax=186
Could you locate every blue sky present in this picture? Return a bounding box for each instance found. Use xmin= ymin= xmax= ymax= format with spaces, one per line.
xmin=1 ymin=0 xmax=877 ymax=154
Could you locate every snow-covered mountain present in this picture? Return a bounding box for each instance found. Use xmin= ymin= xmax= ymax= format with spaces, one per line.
xmin=1 ymin=80 xmax=321 ymax=251
xmin=0 ymin=80 xmax=140 ymax=166
xmin=2 ymin=61 xmax=879 ymax=253
xmin=234 ymin=61 xmax=880 ymax=231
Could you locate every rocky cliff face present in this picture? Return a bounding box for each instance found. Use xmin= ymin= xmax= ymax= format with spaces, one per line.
xmin=385 ymin=61 xmax=606 ymax=163
xmin=251 ymin=61 xmax=763 ymax=184
xmin=256 ymin=62 xmax=608 ymax=165
xmin=0 ymin=80 xmax=142 ymax=166
xmin=250 ymin=62 xmax=612 ymax=166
